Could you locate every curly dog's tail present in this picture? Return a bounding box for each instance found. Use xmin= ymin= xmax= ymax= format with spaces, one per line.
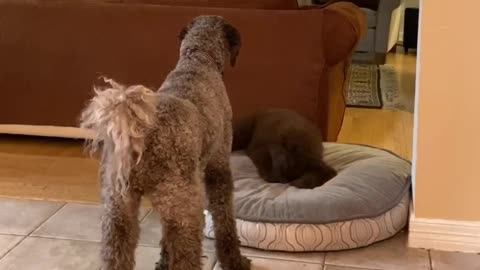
xmin=80 ymin=77 xmax=158 ymax=195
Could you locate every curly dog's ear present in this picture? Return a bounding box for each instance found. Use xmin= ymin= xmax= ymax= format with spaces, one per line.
xmin=178 ymin=27 xmax=187 ymax=41
xmin=223 ymin=23 xmax=241 ymax=67
xmin=178 ymin=22 xmax=193 ymax=41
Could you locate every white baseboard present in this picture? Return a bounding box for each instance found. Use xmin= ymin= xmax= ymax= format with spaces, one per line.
xmin=0 ymin=125 xmax=94 ymax=139
xmin=408 ymin=215 xmax=480 ymax=253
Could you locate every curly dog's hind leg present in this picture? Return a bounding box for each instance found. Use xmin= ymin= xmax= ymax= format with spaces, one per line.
xmin=150 ymin=173 xmax=204 ymax=270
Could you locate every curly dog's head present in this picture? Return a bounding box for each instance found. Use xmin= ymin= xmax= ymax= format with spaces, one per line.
xmin=178 ymin=16 xmax=241 ymax=70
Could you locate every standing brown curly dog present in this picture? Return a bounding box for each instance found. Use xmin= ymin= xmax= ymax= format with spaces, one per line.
xmin=80 ymin=16 xmax=250 ymax=270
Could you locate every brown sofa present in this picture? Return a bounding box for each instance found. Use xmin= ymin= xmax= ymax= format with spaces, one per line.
xmin=0 ymin=1 xmax=366 ymax=141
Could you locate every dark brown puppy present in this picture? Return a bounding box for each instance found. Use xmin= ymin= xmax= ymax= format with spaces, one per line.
xmin=233 ymin=109 xmax=337 ymax=189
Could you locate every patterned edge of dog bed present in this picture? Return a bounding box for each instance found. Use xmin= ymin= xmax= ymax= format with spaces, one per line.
xmin=204 ymin=192 xmax=409 ymax=252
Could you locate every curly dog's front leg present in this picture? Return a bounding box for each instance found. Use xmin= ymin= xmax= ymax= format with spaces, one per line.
xmin=205 ymin=159 xmax=251 ymax=270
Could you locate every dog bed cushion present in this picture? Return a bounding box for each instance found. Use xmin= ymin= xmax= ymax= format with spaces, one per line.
xmin=204 ymin=143 xmax=411 ymax=251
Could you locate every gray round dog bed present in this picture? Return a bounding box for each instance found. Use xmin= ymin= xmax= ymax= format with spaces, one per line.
xmin=204 ymin=143 xmax=411 ymax=252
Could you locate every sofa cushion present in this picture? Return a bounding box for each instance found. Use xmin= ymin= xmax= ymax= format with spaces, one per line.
xmin=0 ymin=3 xmax=360 ymax=138
xmin=360 ymin=7 xmax=376 ymax=28
xmin=356 ymin=28 xmax=375 ymax=52
xmin=125 ymin=0 xmax=298 ymax=9
xmin=2 ymin=0 xmax=297 ymax=8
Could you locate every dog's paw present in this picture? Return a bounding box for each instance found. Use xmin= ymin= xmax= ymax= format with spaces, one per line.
xmin=154 ymin=260 xmax=167 ymax=270
xmin=221 ymin=255 xmax=251 ymax=270
xmin=237 ymin=256 xmax=251 ymax=270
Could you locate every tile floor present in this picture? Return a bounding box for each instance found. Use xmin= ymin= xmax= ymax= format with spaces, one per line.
xmin=0 ymin=198 xmax=479 ymax=270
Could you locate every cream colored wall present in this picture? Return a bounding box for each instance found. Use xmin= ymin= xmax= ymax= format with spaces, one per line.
xmin=296 ymin=0 xmax=313 ymax=7
xmin=415 ymin=0 xmax=480 ymax=221
xmin=404 ymin=0 xmax=419 ymax=6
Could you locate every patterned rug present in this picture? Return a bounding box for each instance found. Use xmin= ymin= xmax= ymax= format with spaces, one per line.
xmin=344 ymin=64 xmax=404 ymax=110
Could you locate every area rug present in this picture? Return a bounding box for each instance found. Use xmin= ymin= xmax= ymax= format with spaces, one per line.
xmin=344 ymin=63 xmax=404 ymax=110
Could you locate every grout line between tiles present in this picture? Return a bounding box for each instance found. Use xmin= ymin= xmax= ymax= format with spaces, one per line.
xmin=27 ymin=234 xmax=101 ymax=244
xmin=26 ymin=234 xmax=157 ymax=248
xmin=22 ymin=235 xmax=167 ymax=249
xmin=323 ymin=264 xmax=382 ymax=270
xmin=241 ymin=254 xmax=324 ymax=265
xmin=428 ymin=249 xmax=434 ymax=270
xmin=0 ymin=196 xmax=100 ymax=206
xmin=0 ymin=235 xmax=27 ymax=261
xmin=28 ymin=202 xmax=68 ymax=236
xmin=138 ymin=242 xmax=160 ymax=248
xmin=23 ymin=235 xmax=205 ymax=249
xmin=323 ymin=252 xmax=329 ymax=266
xmin=140 ymin=208 xmax=153 ymax=224
xmin=0 ymin=232 xmax=28 ymax=237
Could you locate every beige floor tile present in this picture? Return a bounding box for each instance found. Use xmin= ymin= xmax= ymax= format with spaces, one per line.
xmin=135 ymin=246 xmax=216 ymax=270
xmin=32 ymin=203 xmax=150 ymax=241
xmin=139 ymin=210 xmax=162 ymax=246
xmin=0 ymin=237 xmax=101 ymax=270
xmin=0 ymin=235 xmax=24 ymax=258
xmin=325 ymin=232 xmax=430 ymax=270
xmin=324 ymin=265 xmax=374 ymax=270
xmin=214 ymin=256 xmax=322 ymax=270
xmin=202 ymin=252 xmax=218 ymax=270
xmin=138 ymin=211 xmax=216 ymax=252
xmin=430 ymin=250 xmax=480 ymax=270
xmin=0 ymin=198 xmax=63 ymax=235
xmin=240 ymin=247 xmax=324 ymax=264
xmin=134 ymin=246 xmax=160 ymax=270
xmin=203 ymin=237 xmax=216 ymax=252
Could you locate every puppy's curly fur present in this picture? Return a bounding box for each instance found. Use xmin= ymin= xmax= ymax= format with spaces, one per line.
xmin=80 ymin=16 xmax=249 ymax=270
xmin=232 ymin=109 xmax=337 ymax=189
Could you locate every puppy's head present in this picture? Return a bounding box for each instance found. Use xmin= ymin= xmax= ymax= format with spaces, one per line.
xmin=178 ymin=16 xmax=242 ymax=69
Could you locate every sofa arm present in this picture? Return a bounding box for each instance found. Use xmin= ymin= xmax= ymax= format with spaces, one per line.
xmin=321 ymin=2 xmax=367 ymax=66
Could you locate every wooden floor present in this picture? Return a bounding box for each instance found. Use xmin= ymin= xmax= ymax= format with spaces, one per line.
xmin=339 ymin=50 xmax=416 ymax=160
xmin=0 ymin=52 xmax=416 ymax=203
xmin=339 ymin=108 xmax=413 ymax=160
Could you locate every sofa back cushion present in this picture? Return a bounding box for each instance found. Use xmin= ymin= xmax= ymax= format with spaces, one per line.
xmin=0 ymin=3 xmax=339 ymax=136
xmin=321 ymin=0 xmax=378 ymax=10
xmin=23 ymin=0 xmax=299 ymax=8
xmin=125 ymin=0 xmax=298 ymax=9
